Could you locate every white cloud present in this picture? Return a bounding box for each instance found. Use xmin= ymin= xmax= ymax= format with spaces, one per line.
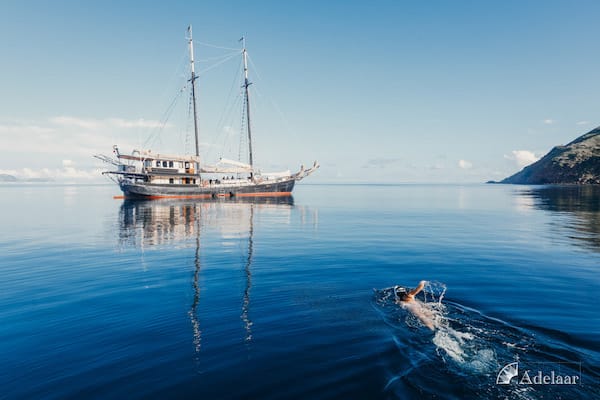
xmin=0 ymin=122 xmax=132 ymax=157
xmin=543 ymin=119 xmax=555 ymax=125
xmin=504 ymin=150 xmax=539 ymax=168
xmin=576 ymin=120 xmax=590 ymax=126
xmin=0 ymin=123 xmax=54 ymax=135
xmin=50 ymin=116 xmax=102 ymax=130
xmin=0 ymin=115 xmax=178 ymax=185
xmin=0 ymin=161 xmax=102 ymax=181
xmin=458 ymin=159 xmax=472 ymax=169
xmin=50 ymin=116 xmax=164 ymax=130
xmin=108 ymin=118 xmax=163 ymax=129
xmin=0 ymin=115 xmax=175 ymax=163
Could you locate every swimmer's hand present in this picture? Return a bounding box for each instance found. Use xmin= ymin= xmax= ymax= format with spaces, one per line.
xmin=408 ymin=280 xmax=427 ymax=297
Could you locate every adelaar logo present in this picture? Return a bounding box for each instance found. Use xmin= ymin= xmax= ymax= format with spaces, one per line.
xmin=496 ymin=361 xmax=581 ymax=386
xmin=496 ymin=362 xmax=519 ymax=384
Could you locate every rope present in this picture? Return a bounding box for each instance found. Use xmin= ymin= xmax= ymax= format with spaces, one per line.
xmin=142 ymin=83 xmax=187 ymax=149
xmin=198 ymin=51 xmax=241 ymax=75
xmin=195 ymin=40 xmax=240 ymax=51
xmin=220 ymin=94 xmax=243 ymax=160
xmin=248 ymin=53 xmax=297 ymax=141
xmin=247 ymin=54 xmax=263 ymax=81
xmin=204 ymin=58 xmax=238 ymax=160
xmin=207 ymin=58 xmax=244 ymax=161
xmin=184 ymin=90 xmax=194 ymax=154
xmin=197 ymin=50 xmax=241 ymax=63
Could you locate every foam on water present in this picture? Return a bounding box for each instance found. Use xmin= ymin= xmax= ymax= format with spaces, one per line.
xmin=376 ymin=282 xmax=498 ymax=373
xmin=373 ymin=282 xmax=597 ymax=399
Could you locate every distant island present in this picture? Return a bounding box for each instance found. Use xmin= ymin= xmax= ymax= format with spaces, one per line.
xmin=495 ymin=126 xmax=600 ymax=184
xmin=0 ymin=174 xmax=18 ymax=182
xmin=0 ymin=174 xmax=54 ymax=183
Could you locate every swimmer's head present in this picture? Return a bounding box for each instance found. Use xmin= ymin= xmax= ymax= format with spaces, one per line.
xmin=394 ymin=286 xmax=410 ymax=301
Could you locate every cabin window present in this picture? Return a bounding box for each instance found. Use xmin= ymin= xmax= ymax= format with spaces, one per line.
xmin=192 ymin=179 xmax=196 ymax=184
xmin=169 ymin=178 xmax=174 ymax=184
xmin=162 ymin=161 xmax=168 ymax=167
xmin=169 ymin=161 xmax=173 ymax=168
xmin=185 ymin=162 xmax=190 ymax=168
xmin=184 ymin=178 xmax=190 ymax=184
xmin=156 ymin=160 xmax=160 ymax=167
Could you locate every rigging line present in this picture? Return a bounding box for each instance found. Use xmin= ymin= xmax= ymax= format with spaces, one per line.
xmin=138 ymin=46 xmax=188 ymax=151
xmin=246 ymin=54 xmax=263 ymax=82
xmin=182 ymin=89 xmax=194 ymax=154
xmin=243 ymin=55 xmax=257 ymax=165
xmin=207 ymin=96 xmax=240 ymax=162
xmin=208 ymin=60 xmax=244 ymax=161
xmin=239 ymin=91 xmax=246 ymax=163
xmin=143 ymin=83 xmax=188 ymax=149
xmin=213 ymin=58 xmax=244 ymax=145
xmin=253 ymin=83 xmax=296 ymax=139
xmin=160 ymin=45 xmax=190 ymax=102
xmin=240 ymin=78 xmax=253 ymax=165
xmin=142 ymin=89 xmax=183 ymax=147
xmin=195 ymin=40 xmax=240 ymax=51
xmin=197 ymin=50 xmax=241 ymax=63
xmin=248 ymin=54 xmax=297 ymax=140
xmin=188 ymin=90 xmax=196 ymax=155
xmin=198 ymin=52 xmax=241 ymax=75
xmin=217 ymin=94 xmax=242 ymax=160
xmin=144 ymin=46 xmax=188 ymax=128
xmin=216 ymin=93 xmax=243 ymax=160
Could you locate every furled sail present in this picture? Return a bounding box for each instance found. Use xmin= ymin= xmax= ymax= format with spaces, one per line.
xmin=200 ymin=158 xmax=253 ymax=174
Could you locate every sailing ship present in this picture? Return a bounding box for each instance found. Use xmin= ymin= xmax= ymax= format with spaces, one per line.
xmin=97 ymin=26 xmax=318 ymax=199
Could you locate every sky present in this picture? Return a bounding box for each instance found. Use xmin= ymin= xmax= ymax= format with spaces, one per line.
xmin=1 ymin=0 xmax=600 ymax=183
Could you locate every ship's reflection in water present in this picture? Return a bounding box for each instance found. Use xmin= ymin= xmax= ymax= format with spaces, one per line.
xmin=514 ymin=185 xmax=600 ymax=251
xmin=118 ymin=196 xmax=295 ymax=249
xmin=116 ymin=196 xmax=307 ymax=355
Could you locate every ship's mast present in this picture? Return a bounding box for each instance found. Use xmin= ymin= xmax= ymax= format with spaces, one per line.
xmin=188 ymin=26 xmax=200 ymax=168
xmin=241 ymin=37 xmax=254 ymax=174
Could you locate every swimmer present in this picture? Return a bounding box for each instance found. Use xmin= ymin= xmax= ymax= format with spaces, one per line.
xmin=395 ymin=280 xmax=436 ymax=330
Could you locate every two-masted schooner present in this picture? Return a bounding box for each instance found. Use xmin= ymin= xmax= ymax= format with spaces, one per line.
xmin=96 ymin=27 xmax=318 ymax=199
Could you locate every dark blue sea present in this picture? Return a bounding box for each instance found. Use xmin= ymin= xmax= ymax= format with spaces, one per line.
xmin=1 ymin=183 xmax=599 ymax=399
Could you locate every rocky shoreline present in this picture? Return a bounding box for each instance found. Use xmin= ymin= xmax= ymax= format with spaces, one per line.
xmin=495 ymin=127 xmax=600 ymax=185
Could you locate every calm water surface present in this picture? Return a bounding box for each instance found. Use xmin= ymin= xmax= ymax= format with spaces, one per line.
xmin=0 ymin=184 xmax=599 ymax=399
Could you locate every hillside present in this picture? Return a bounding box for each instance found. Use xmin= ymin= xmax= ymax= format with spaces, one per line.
xmin=0 ymin=174 xmax=17 ymax=182
xmin=500 ymin=127 xmax=600 ymax=184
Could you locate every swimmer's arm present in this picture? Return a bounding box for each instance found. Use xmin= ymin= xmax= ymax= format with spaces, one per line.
xmin=408 ymin=280 xmax=426 ymax=297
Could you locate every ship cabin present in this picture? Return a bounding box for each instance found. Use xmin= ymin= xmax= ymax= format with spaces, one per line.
xmin=117 ymin=150 xmax=202 ymax=185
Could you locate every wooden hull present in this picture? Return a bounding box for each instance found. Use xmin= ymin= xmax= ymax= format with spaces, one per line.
xmin=120 ymin=178 xmax=296 ymax=199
